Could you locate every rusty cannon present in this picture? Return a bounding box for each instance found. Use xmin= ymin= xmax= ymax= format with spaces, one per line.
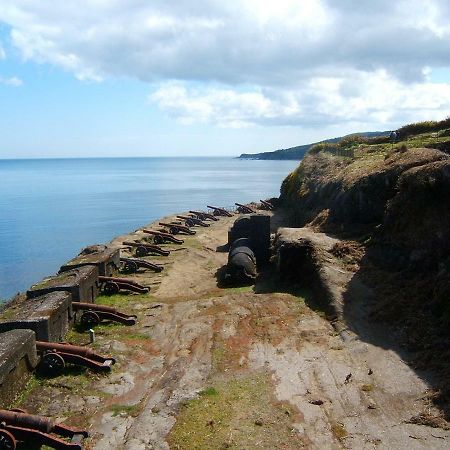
xmin=0 ymin=409 xmax=88 ymax=450
xmin=36 ymin=341 xmax=115 ymax=376
xmin=225 ymin=238 xmax=258 ymax=285
xmin=98 ymin=276 xmax=150 ymax=295
xmin=159 ymin=222 xmax=196 ymax=236
xmin=259 ymin=199 xmax=274 ymax=211
xmin=207 ymin=205 xmax=233 ymax=217
xmin=72 ymin=302 xmax=137 ymax=328
xmin=122 ymin=241 xmax=171 ymax=257
xmin=189 ymin=210 xmax=219 ymax=222
xmin=142 ymin=230 xmax=184 ymax=245
xmin=176 ymin=215 xmax=210 ymax=228
xmin=235 ymin=203 xmax=255 ymax=214
xmin=120 ymin=257 xmax=163 ymax=274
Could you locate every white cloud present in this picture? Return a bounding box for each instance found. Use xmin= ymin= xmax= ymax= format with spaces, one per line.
xmin=1 ymin=0 xmax=450 ymax=127
xmin=151 ymin=72 xmax=450 ymax=128
xmin=0 ymin=76 xmax=23 ymax=86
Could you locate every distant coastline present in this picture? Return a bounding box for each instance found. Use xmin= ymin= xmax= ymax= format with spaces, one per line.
xmin=239 ymin=131 xmax=389 ymax=160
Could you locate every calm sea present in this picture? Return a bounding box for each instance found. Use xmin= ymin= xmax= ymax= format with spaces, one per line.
xmin=0 ymin=157 xmax=299 ymax=301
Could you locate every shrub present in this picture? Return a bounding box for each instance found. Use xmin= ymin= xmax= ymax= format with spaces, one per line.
xmin=397 ymin=117 xmax=450 ymax=139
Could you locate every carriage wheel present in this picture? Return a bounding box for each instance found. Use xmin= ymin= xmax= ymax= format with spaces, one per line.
xmin=169 ymin=226 xmax=179 ymax=235
xmin=0 ymin=429 xmax=17 ymax=450
xmin=153 ymin=235 xmax=164 ymax=245
xmin=103 ymin=281 xmax=120 ymax=296
xmin=135 ymin=246 xmax=148 ymax=257
xmin=39 ymin=352 xmax=65 ymax=376
xmin=121 ymin=260 xmax=138 ymax=274
xmin=80 ymin=311 xmax=101 ymax=328
xmin=185 ymin=219 xmax=194 ymax=228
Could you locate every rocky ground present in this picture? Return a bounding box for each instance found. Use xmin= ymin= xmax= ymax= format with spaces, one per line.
xmin=15 ymin=210 xmax=450 ymax=449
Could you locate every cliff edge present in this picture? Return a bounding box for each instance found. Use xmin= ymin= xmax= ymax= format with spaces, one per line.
xmin=280 ymin=125 xmax=450 ymax=416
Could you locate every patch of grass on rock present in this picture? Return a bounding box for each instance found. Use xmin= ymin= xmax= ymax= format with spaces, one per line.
xmin=169 ymin=374 xmax=305 ymax=450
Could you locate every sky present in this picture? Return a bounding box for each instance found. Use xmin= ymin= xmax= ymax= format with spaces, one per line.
xmin=1 ymin=0 xmax=450 ymax=158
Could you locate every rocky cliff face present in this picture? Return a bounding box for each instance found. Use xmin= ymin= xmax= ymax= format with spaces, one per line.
xmin=280 ymin=145 xmax=450 ymax=416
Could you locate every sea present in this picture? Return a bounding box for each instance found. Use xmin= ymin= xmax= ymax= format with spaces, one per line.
xmin=0 ymin=157 xmax=299 ymax=302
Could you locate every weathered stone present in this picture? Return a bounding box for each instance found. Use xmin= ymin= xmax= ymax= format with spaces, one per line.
xmin=27 ymin=266 xmax=99 ymax=303
xmin=0 ymin=292 xmax=72 ymax=342
xmin=0 ymin=330 xmax=38 ymax=408
xmin=60 ymin=245 xmax=120 ymax=277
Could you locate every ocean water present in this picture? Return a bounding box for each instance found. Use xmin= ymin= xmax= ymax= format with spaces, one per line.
xmin=0 ymin=157 xmax=299 ymax=301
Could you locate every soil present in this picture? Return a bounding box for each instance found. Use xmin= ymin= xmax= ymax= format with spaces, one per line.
xmin=14 ymin=210 xmax=450 ymax=449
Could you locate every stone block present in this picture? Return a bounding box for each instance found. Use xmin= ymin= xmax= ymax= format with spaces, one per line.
xmin=27 ymin=266 xmax=99 ymax=303
xmin=0 ymin=330 xmax=38 ymax=408
xmin=0 ymin=292 xmax=72 ymax=342
xmin=59 ymin=244 xmax=120 ymax=277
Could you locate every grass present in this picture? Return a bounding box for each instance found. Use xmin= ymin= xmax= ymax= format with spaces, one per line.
xmin=168 ymin=374 xmax=305 ymax=450
xmin=361 ymin=384 xmax=374 ymax=392
xmin=331 ymin=422 xmax=348 ymax=441
xmin=110 ymin=403 xmax=141 ymax=417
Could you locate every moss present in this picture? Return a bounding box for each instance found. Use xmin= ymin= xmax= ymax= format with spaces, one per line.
xmin=331 ymin=422 xmax=348 ymax=441
xmin=168 ymin=374 xmax=305 ymax=450
xmin=361 ymin=384 xmax=374 ymax=392
xmin=110 ymin=404 xmax=141 ymax=417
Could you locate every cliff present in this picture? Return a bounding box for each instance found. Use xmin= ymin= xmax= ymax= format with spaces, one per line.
xmin=280 ymin=121 xmax=450 ymax=413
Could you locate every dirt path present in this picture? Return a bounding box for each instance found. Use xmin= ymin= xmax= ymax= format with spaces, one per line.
xmin=18 ymin=212 xmax=449 ymax=449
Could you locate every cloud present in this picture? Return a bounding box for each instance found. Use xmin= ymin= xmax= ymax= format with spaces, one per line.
xmin=0 ymin=76 xmax=22 ymax=86
xmin=151 ymin=72 xmax=450 ymax=128
xmin=1 ymin=0 xmax=450 ymax=127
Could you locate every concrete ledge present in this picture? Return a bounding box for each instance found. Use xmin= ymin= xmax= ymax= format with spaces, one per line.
xmin=0 ymin=330 xmax=38 ymax=408
xmin=60 ymin=244 xmax=120 ymax=277
xmin=0 ymin=292 xmax=72 ymax=342
xmin=27 ymin=266 xmax=99 ymax=303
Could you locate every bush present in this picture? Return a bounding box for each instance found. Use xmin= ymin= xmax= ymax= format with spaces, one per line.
xmin=397 ymin=117 xmax=450 ymax=139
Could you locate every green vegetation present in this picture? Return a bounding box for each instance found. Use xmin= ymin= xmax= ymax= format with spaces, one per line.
xmin=110 ymin=404 xmax=140 ymax=417
xmin=168 ymin=375 xmax=304 ymax=450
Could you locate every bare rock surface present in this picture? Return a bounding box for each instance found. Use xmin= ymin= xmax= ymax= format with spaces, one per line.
xmin=16 ymin=211 xmax=450 ymax=449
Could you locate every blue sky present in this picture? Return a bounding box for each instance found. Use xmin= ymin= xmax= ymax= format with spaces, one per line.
xmin=1 ymin=1 xmax=450 ymax=158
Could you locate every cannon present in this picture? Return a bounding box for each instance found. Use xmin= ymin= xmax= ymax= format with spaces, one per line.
xmin=72 ymin=302 xmax=137 ymax=328
xmin=0 ymin=409 xmax=88 ymax=450
xmin=225 ymin=238 xmax=258 ymax=285
xmin=142 ymin=230 xmax=184 ymax=245
xmin=36 ymin=341 xmax=115 ymax=376
xmin=98 ymin=276 xmax=150 ymax=295
xmin=122 ymin=241 xmax=171 ymax=257
xmin=159 ymin=222 xmax=196 ymax=236
xmin=120 ymin=257 xmax=163 ymax=274
xmin=176 ymin=215 xmax=209 ymax=228
xmin=259 ymin=199 xmax=274 ymax=211
xmin=189 ymin=211 xmax=219 ymax=222
xmin=207 ymin=206 xmax=233 ymax=217
xmin=235 ymin=203 xmax=255 ymax=214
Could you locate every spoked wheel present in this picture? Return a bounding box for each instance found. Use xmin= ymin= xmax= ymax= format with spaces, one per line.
xmin=80 ymin=311 xmax=101 ymax=328
xmin=103 ymin=281 xmax=120 ymax=296
xmin=153 ymin=235 xmax=164 ymax=245
xmin=135 ymin=246 xmax=148 ymax=257
xmin=121 ymin=260 xmax=138 ymax=274
xmin=185 ymin=219 xmax=194 ymax=228
xmin=169 ymin=226 xmax=179 ymax=235
xmin=39 ymin=352 xmax=65 ymax=377
xmin=0 ymin=429 xmax=17 ymax=450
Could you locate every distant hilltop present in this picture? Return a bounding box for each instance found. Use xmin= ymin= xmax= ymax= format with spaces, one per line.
xmin=239 ymin=131 xmax=389 ymax=160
